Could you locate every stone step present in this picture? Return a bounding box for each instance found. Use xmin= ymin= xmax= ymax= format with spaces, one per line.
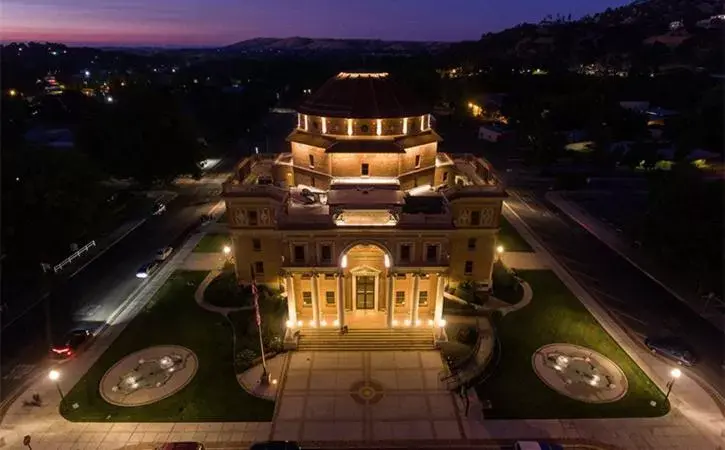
xmin=297 ymin=327 xmax=435 ymax=351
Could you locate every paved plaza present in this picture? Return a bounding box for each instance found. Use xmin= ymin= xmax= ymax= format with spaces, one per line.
xmin=270 ymin=351 xmax=463 ymax=442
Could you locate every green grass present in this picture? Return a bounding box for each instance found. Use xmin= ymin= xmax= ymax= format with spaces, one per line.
xmin=205 ymin=270 xmax=253 ymax=308
xmin=61 ymin=271 xmax=275 ymax=422
xmin=193 ymin=233 xmax=231 ymax=253
xmin=498 ymin=216 xmax=534 ymax=252
xmin=476 ymin=270 xmax=668 ymax=419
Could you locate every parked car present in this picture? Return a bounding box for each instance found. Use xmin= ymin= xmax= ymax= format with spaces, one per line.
xmin=50 ymin=329 xmax=92 ymax=359
xmin=645 ymin=336 xmax=697 ymax=366
xmin=152 ymin=202 xmax=167 ymax=215
xmin=249 ymin=442 xmax=301 ymax=450
xmin=155 ymin=247 xmax=174 ymax=261
xmin=136 ymin=261 xmax=160 ymax=279
xmin=159 ymin=443 xmax=204 ymax=450
xmin=514 ymin=441 xmax=564 ymax=450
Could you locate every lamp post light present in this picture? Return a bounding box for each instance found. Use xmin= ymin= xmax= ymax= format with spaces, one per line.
xmin=665 ymin=368 xmax=682 ymax=400
xmin=48 ymin=370 xmax=64 ymax=400
xmin=496 ymin=245 xmax=505 ymax=262
xmin=222 ymin=245 xmax=231 ymax=256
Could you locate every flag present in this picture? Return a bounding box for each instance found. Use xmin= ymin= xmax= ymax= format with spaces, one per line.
xmin=250 ymin=265 xmax=261 ymax=327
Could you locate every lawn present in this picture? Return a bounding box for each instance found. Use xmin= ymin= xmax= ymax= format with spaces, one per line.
xmin=61 ymin=271 xmax=275 ymax=422
xmin=193 ymin=233 xmax=231 ymax=253
xmin=497 ymin=215 xmax=533 ymax=252
xmin=475 ymin=270 xmax=668 ymax=419
xmin=205 ymin=270 xmax=253 ymax=308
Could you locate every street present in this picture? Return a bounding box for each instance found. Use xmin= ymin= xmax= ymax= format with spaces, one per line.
xmin=0 ymin=178 xmax=226 ymax=404
xmin=504 ymin=187 xmax=725 ymax=401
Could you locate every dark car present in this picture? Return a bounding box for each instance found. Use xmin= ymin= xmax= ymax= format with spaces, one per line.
xmin=645 ymin=336 xmax=697 ymax=366
xmin=51 ymin=329 xmax=92 ymax=359
xmin=249 ymin=441 xmax=302 ymax=450
xmin=136 ymin=261 xmax=160 ymax=279
xmin=159 ymin=443 xmax=204 ymax=450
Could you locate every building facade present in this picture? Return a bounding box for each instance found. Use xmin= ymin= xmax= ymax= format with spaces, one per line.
xmin=223 ymin=71 xmax=507 ymax=335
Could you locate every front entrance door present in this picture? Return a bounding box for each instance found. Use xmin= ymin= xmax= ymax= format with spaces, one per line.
xmin=355 ymin=275 xmax=375 ymax=310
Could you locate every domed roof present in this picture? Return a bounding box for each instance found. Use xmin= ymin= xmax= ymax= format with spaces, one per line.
xmin=297 ymin=72 xmax=429 ymax=119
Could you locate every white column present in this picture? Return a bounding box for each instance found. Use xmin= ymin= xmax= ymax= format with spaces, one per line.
xmin=311 ymin=273 xmax=320 ymax=326
xmin=434 ymin=273 xmax=445 ymax=325
xmin=337 ymin=272 xmax=345 ymax=328
xmin=285 ymin=274 xmax=297 ymax=325
xmin=410 ymin=273 xmax=420 ymax=326
xmin=386 ymin=274 xmax=395 ymax=328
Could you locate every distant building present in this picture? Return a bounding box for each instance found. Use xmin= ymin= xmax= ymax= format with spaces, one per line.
xmin=478 ymin=122 xmax=512 ymax=142
xmin=222 ymin=71 xmax=507 ymax=342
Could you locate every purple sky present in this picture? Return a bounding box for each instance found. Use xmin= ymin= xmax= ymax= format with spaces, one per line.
xmin=1 ymin=0 xmax=631 ymax=47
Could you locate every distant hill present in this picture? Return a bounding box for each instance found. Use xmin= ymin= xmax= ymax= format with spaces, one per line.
xmin=222 ymin=37 xmax=450 ymax=56
xmin=447 ymin=0 xmax=724 ymax=73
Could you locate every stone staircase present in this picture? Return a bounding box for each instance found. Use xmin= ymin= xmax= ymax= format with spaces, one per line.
xmin=297 ymin=328 xmax=436 ymax=351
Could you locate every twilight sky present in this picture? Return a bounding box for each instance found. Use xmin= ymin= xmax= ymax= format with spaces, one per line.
xmin=1 ymin=0 xmax=631 ymax=47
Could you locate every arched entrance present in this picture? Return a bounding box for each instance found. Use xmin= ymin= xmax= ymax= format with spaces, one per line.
xmin=340 ymin=242 xmax=392 ymax=328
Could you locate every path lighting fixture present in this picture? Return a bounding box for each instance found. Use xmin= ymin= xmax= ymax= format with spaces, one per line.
xmin=428 ymin=319 xmax=434 ymax=326
xmin=296 ymin=320 xmax=303 ymax=327
xmin=48 ymin=370 xmax=64 ymax=400
xmin=392 ymin=319 xmax=399 ymax=326
xmin=272 ymin=379 xmax=278 ymax=385
xmin=309 ymin=320 xmax=317 ymax=328
xmin=320 ymin=320 xmax=327 ymax=327
xmin=665 ymin=368 xmax=682 ymax=400
xmin=415 ymin=320 xmax=421 ymax=327
xmin=438 ymin=319 xmax=447 ymax=327
xmin=496 ymin=245 xmax=504 ymax=254
xmin=333 ymin=319 xmax=340 ymax=326
xmin=285 ymin=320 xmax=293 ymax=328
xmin=404 ymin=319 xmax=411 ymax=326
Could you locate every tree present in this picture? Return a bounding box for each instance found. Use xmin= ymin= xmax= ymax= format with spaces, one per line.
xmin=77 ymin=86 xmax=204 ymax=185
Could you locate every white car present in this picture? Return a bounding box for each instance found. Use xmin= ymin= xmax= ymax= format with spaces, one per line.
xmin=155 ymin=247 xmax=173 ymax=261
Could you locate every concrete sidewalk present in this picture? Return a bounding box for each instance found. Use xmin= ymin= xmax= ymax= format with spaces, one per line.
xmin=546 ymin=191 xmax=724 ymax=333
xmin=502 ymin=202 xmax=725 ymax=450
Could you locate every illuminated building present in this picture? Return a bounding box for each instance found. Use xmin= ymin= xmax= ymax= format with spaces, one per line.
xmin=223 ymin=72 xmax=506 ymax=346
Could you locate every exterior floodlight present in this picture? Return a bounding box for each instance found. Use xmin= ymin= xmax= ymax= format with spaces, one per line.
xmin=48 ymin=370 xmax=60 ymax=381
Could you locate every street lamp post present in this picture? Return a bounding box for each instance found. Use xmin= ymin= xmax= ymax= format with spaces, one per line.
xmin=496 ymin=245 xmax=505 ymax=262
xmin=48 ymin=370 xmax=64 ymax=400
xmin=665 ymin=368 xmax=681 ymax=400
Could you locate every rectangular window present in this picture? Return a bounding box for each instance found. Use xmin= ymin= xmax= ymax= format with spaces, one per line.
xmin=464 ymin=260 xmax=473 ymax=275
xmin=302 ymin=291 xmax=312 ymax=307
xmin=414 ymin=154 xmax=421 ymax=168
xmin=395 ymin=273 xmax=407 ymax=280
xmin=467 ymin=238 xmax=476 ymax=250
xmin=470 ymin=210 xmax=480 ymax=226
xmin=309 ymin=154 xmax=315 ymax=167
xmin=324 ymin=273 xmax=335 ymax=280
xmin=425 ymin=244 xmax=438 ymax=263
xmin=293 ymin=245 xmax=306 ymax=263
xmin=361 ymin=163 xmax=369 ymax=176
xmin=320 ymin=245 xmax=332 ymax=264
xmin=418 ymin=291 xmax=429 ymax=306
xmin=254 ymin=261 xmax=264 ymax=274
xmin=400 ymin=244 xmax=411 ymax=262
xmin=252 ymin=238 xmax=261 ymax=252
xmin=395 ymin=291 xmax=406 ymax=305
xmin=325 ymin=291 xmax=335 ymax=305
xmin=442 ymin=171 xmax=449 ymax=182
xmin=419 ymin=273 xmax=430 ymax=280
xmin=248 ymin=210 xmax=258 ymax=226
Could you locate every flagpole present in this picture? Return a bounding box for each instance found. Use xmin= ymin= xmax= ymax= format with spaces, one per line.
xmin=250 ymin=264 xmax=270 ymax=385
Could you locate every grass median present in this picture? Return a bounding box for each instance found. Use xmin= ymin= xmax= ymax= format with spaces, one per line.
xmin=498 ymin=216 xmax=533 ymax=252
xmin=193 ymin=233 xmax=231 ymax=253
xmin=476 ymin=270 xmax=668 ymax=419
xmin=61 ymin=270 xmax=275 ymax=422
